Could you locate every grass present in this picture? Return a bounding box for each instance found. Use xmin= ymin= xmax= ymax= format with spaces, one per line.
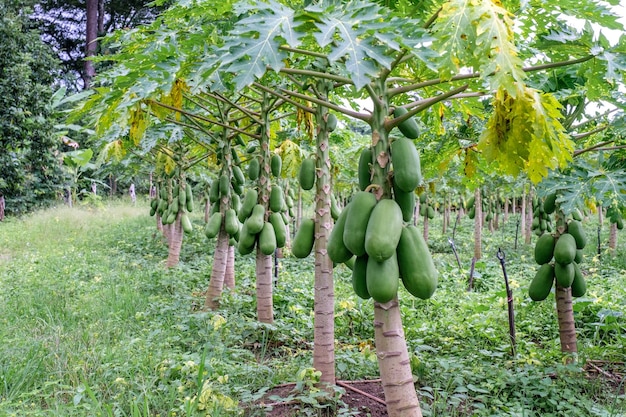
xmin=0 ymin=200 xmax=625 ymax=416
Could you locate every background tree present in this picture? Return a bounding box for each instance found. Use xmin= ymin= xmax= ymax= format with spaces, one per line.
xmin=33 ymin=0 xmax=171 ymax=90
xmin=0 ymin=0 xmax=64 ymax=216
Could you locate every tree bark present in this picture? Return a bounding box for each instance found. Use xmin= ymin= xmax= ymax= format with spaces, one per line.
xmin=473 ymin=188 xmax=482 ymax=260
xmin=608 ymin=222 xmax=618 ymax=255
xmin=165 ymin=213 xmax=184 ymax=268
xmin=0 ymin=195 xmax=5 ymax=221
xmin=224 ymin=245 xmax=236 ymax=289
xmin=555 ymin=284 xmax=577 ymax=360
xmin=256 ymin=249 xmax=274 ymax=323
xmin=313 ymin=102 xmax=335 ymax=388
xmin=204 ymin=228 xmax=229 ymax=309
xmin=524 ymin=190 xmax=533 ymax=245
xmin=520 ymin=190 xmax=526 ymax=242
xmin=422 ymin=214 xmax=429 ymax=241
xmin=84 ymin=0 xmax=99 ymax=88
xmin=374 ymin=298 xmax=422 ymax=417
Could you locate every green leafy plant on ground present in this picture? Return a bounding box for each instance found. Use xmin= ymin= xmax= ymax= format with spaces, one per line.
xmin=0 ymin=202 xmax=624 ymax=416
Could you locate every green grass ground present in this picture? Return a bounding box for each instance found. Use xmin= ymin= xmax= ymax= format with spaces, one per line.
xmin=0 ymin=201 xmax=624 ymax=416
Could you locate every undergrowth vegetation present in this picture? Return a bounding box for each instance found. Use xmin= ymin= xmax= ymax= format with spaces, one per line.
xmin=0 ymin=202 xmax=624 ymax=416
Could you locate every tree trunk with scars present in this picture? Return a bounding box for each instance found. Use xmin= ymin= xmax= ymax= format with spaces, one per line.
xmin=224 ymin=245 xmax=236 ymax=288
xmin=374 ymin=299 xmax=422 ymax=417
xmin=312 ymin=93 xmax=335 ymax=388
xmin=524 ymin=190 xmax=533 ymax=245
xmin=608 ymin=222 xmax=618 ymax=255
xmin=369 ymin=79 xmax=422 ymax=417
xmin=204 ymin=228 xmax=229 ymax=309
xmin=555 ymin=284 xmax=577 ymax=360
xmin=255 ymin=96 xmax=274 ymax=324
xmin=165 ymin=213 xmax=184 ymax=268
xmin=473 ymin=188 xmax=482 ymax=260
xmin=204 ymin=133 xmax=236 ymax=308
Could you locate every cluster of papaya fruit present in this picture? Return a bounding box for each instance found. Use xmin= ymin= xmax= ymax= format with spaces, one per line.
xmin=150 ymin=180 xmax=195 ymax=234
xmin=418 ymin=193 xmax=435 ymax=220
xmin=320 ymin=111 xmax=437 ymax=303
xmin=606 ymin=205 xmax=624 ymax=230
xmin=204 ymin=145 xmax=292 ymax=258
xmin=529 ymin=205 xmax=587 ymax=301
xmin=530 ymin=193 xmax=556 ymax=236
xmin=466 ymin=193 xmax=501 ymax=223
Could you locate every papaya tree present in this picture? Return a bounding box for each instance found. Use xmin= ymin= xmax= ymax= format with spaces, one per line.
xmin=209 ymin=0 xmax=626 ymax=411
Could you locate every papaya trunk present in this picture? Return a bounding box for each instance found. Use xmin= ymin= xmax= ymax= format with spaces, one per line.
xmin=608 ymin=222 xmax=618 ymax=255
xmin=520 ymin=191 xmax=526 ymax=241
xmin=165 ymin=213 xmax=184 ymax=268
xmin=374 ymin=298 xmax=422 ymax=417
xmin=422 ymin=215 xmax=429 ymax=241
xmin=504 ymin=198 xmax=510 ymax=223
xmin=473 ymin=189 xmax=482 ymax=260
xmin=524 ymin=190 xmax=533 ymax=245
xmin=555 ymin=284 xmax=577 ymax=361
xmin=204 ymin=199 xmax=210 ymax=223
xmin=204 ymin=228 xmax=229 ymax=309
xmin=224 ymin=245 xmax=236 ymax=289
xmin=256 ymin=249 xmax=274 ymax=323
xmin=156 ymin=213 xmax=163 ymax=233
xmin=313 ymin=100 xmax=335 ymax=388
xmin=0 ymin=195 xmax=5 ymax=221
xmin=442 ymin=202 xmax=448 ymax=235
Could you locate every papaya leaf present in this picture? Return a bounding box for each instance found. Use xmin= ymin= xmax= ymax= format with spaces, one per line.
xmin=217 ymin=0 xmax=303 ymax=90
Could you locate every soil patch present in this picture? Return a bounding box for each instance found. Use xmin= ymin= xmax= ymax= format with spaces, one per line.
xmin=243 ymin=379 xmax=388 ymax=416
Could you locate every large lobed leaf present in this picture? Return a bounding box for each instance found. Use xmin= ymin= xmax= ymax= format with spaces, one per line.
xmin=431 ymin=0 xmax=527 ymax=98
xmin=478 ymin=86 xmax=575 ymax=183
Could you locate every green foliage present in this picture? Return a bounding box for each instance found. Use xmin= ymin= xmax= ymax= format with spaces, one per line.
xmin=1 ymin=203 xmax=624 ymax=416
xmin=539 ymin=159 xmax=626 ymax=216
xmin=0 ymin=1 xmax=64 ymax=215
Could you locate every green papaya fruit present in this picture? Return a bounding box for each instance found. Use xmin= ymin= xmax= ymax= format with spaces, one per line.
xmin=224 ymin=208 xmax=240 ymax=236
xmin=299 ymin=158 xmax=316 ymax=191
xmin=571 ymin=262 xmax=586 ymax=297
xmin=330 ymin=194 xmax=341 ymax=221
xmin=357 ymin=147 xmax=372 ymax=191
xmin=366 ymin=253 xmax=399 ymax=303
xmin=327 ymin=203 xmax=353 ymax=264
xmin=365 ymin=199 xmax=403 ymax=262
xmin=391 ymin=137 xmax=422 ymax=192
xmin=232 ymin=165 xmax=245 ymax=185
xmin=567 ymin=220 xmax=587 ymax=249
xmin=543 ymin=192 xmax=557 ymax=214
xmin=204 ymin=212 xmax=223 ymax=239
xmin=555 ymin=261 xmax=575 ymax=287
xmin=269 ymin=186 xmax=285 ymax=213
xmin=393 ymin=106 xmax=420 ymax=139
xmin=238 ymin=189 xmax=258 ymax=222
xmin=326 ymin=113 xmax=338 ymax=132
xmin=181 ymin=213 xmax=193 ymax=234
xmin=238 ymin=221 xmax=257 ymax=253
xmin=269 ymin=212 xmax=287 ymax=248
xmin=248 ymin=158 xmax=260 ymax=181
xmin=259 ymin=222 xmax=277 ymax=256
xmin=343 ymin=191 xmax=377 ymax=257
xmin=185 ymin=183 xmax=194 ymax=212
xmin=219 ymin=174 xmax=230 ymax=198
xmin=245 ymin=204 xmax=265 ymax=235
xmin=534 ymin=233 xmax=556 ymax=265
xmin=554 ymin=233 xmax=577 ymax=265
xmin=271 ymin=154 xmax=282 ymax=177
xmin=209 ymin=179 xmax=220 ymax=204
xmin=292 ymin=218 xmax=315 ymax=258
xmin=529 ymin=263 xmax=554 ymax=301
xmin=397 ymin=225 xmax=438 ymax=300
xmin=351 ymin=255 xmax=371 ymax=300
